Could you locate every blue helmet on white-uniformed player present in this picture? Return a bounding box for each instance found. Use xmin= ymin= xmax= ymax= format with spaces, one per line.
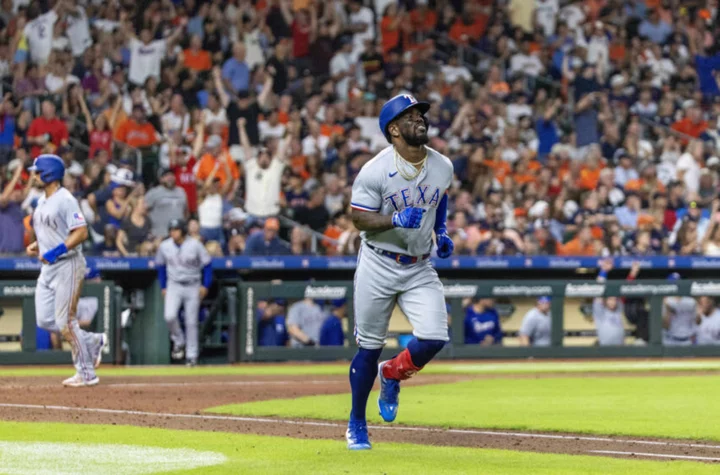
xmin=28 ymin=153 xmax=107 ymax=388
xmin=29 ymin=154 xmax=66 ymax=185
xmin=346 ymin=94 xmax=454 ymax=450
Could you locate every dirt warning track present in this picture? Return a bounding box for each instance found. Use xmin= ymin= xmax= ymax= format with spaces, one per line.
xmin=0 ymin=372 xmax=718 ymax=464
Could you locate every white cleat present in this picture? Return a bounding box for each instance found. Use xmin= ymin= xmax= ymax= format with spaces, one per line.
xmin=62 ymin=373 xmax=99 ymax=387
xmin=93 ymin=334 xmax=108 ymax=368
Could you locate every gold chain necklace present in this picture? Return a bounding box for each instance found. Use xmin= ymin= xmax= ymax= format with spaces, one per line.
xmin=393 ymin=149 xmax=427 ymax=181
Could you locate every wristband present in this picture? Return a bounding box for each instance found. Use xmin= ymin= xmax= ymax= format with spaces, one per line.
xmin=42 ymin=243 xmax=68 ymax=264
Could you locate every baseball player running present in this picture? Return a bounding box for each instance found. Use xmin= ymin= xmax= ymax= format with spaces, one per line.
xmin=25 ymin=154 xmax=107 ymax=387
xmin=346 ymin=94 xmax=454 ymax=450
xmin=155 ymin=218 xmax=212 ymax=366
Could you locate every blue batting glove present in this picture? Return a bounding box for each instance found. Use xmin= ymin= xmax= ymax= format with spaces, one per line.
xmin=392 ymin=207 xmax=425 ymax=229
xmin=42 ymin=243 xmax=68 ymax=264
xmin=436 ymin=232 xmax=454 ymax=259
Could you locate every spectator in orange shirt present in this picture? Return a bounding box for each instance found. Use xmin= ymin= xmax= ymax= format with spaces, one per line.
xmin=319 ymin=106 xmax=344 ymax=138
xmin=409 ymin=0 xmax=437 ymax=38
xmin=194 ymin=134 xmax=240 ymax=188
xmin=578 ymin=150 xmax=603 ymax=191
xmin=449 ymin=12 xmax=487 ymax=45
xmin=671 ymin=102 xmax=708 ymax=141
xmin=559 ymin=224 xmax=598 ymax=256
xmin=115 ymin=105 xmax=161 ymax=149
xmin=380 ymin=4 xmax=407 ymax=56
xmin=183 ymin=35 xmax=212 ymax=72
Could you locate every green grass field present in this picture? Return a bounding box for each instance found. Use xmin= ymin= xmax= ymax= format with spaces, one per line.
xmin=2 ymin=358 xmax=720 ymax=377
xmin=0 ymin=421 xmax=716 ymax=475
xmin=208 ymin=375 xmax=720 ymax=441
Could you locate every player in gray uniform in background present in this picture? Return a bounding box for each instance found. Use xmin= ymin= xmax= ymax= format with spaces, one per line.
xmin=662 ymin=273 xmax=697 ymax=346
xmin=287 ymin=299 xmax=326 ymax=347
xmin=592 ymin=260 xmax=627 ymax=346
xmin=26 ymin=155 xmax=107 ymax=387
xmin=695 ymin=296 xmax=720 ymax=345
xmin=345 ymin=94 xmax=455 ymax=450
xmin=519 ymin=297 xmax=552 ymax=347
xmin=155 ymin=218 xmax=212 ymax=366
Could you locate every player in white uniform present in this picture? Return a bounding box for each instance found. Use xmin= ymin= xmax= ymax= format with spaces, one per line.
xmin=26 ymin=155 xmax=107 ymax=387
xmin=345 ymin=95 xmax=454 ymax=450
xmin=662 ymin=273 xmax=697 ymax=346
xmin=695 ymin=296 xmax=720 ymax=345
xmin=155 ymin=219 xmax=212 ymax=366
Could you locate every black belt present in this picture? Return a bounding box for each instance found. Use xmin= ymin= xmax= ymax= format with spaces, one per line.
xmin=366 ymin=243 xmax=430 ymax=265
xmin=173 ymin=280 xmax=200 ymax=286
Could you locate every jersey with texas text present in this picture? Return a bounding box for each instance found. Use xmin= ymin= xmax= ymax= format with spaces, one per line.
xmin=33 ymin=187 xmax=87 ymax=257
xmin=351 ymin=145 xmax=453 ymax=256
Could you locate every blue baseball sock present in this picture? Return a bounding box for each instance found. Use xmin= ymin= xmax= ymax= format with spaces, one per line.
xmin=406 ymin=338 xmax=446 ymax=367
xmin=349 ymin=347 xmax=382 ymax=422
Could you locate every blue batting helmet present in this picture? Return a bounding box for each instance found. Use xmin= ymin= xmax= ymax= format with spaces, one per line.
xmin=29 ymin=154 xmax=65 ymax=183
xmin=378 ymin=94 xmax=430 ymax=142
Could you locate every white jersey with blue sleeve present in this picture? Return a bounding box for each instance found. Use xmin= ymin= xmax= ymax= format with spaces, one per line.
xmin=350 ymin=146 xmax=453 ymax=257
xmin=33 ymin=187 xmax=87 ymax=257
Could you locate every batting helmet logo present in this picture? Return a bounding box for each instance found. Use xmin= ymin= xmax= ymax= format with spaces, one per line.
xmin=378 ymin=94 xmax=430 ymax=142
xmin=28 ymin=154 xmax=66 ymax=184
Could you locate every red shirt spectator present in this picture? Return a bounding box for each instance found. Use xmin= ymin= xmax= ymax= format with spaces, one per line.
xmin=671 ymin=105 xmax=708 ymax=143
xmin=27 ymin=101 xmax=69 ymax=158
xmin=89 ymin=129 xmax=112 ymax=159
xmin=172 ymin=153 xmax=198 ymax=214
xmin=292 ymin=17 xmax=312 ymax=59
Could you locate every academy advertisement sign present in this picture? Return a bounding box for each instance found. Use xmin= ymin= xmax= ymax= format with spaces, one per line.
xmin=491 ymin=285 xmax=553 ymax=297
xmin=443 ymin=285 xmax=478 ymax=298
xmin=690 ymin=282 xmax=720 ymax=296
xmin=564 ymin=283 xmax=606 ymax=297
xmin=619 ymin=284 xmax=679 ymax=296
xmin=304 ymin=286 xmax=347 ymax=299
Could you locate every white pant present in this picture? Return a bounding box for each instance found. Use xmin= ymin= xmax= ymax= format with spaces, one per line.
xmin=35 ymin=254 xmax=97 ymax=381
xmin=164 ymin=281 xmax=201 ymax=359
xmin=353 ymin=243 xmax=449 ymax=349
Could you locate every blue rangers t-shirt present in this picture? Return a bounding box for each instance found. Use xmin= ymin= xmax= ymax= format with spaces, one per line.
xmin=319 ymin=315 xmax=345 ymax=346
xmin=464 ymin=306 xmax=503 ymax=344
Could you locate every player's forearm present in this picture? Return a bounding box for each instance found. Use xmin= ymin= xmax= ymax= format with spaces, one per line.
xmin=352 ymin=210 xmax=394 ymax=232
xmin=518 ymin=335 xmax=530 ymax=347
xmin=288 ymin=325 xmax=313 ymax=345
xmin=65 ymin=226 xmax=88 ymax=251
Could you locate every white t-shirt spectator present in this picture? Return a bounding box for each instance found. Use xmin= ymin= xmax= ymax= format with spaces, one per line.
xmin=24 ymin=10 xmax=58 ymax=65
xmin=509 ymin=53 xmax=544 ymax=77
xmin=203 ymin=108 xmax=228 ymax=126
xmin=161 ymin=110 xmax=190 ymax=135
xmin=128 ymin=38 xmax=166 ymax=86
xmin=243 ymin=158 xmax=285 ymax=217
xmin=441 ymin=64 xmax=472 ymax=84
xmin=65 ymin=6 xmax=93 ymax=57
xmin=52 ymin=34 xmax=70 ymax=52
xmin=535 ymin=0 xmax=559 ymax=36
xmin=45 ymin=73 xmax=79 ymax=94
xmin=198 ymin=193 xmax=223 ymax=228
xmin=586 ymin=34 xmax=609 ymax=68
xmin=676 ymin=152 xmax=701 ymax=194
xmin=349 ymin=6 xmax=374 ymax=56
xmin=506 ymin=103 xmax=533 ymax=126
xmin=330 ymin=52 xmax=353 ymax=100
xmin=302 ymin=134 xmax=330 ymax=157
xmin=558 ymin=3 xmax=585 ymax=31
xmin=259 ymin=121 xmax=287 ymax=142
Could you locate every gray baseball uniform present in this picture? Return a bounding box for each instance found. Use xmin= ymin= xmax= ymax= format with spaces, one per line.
xmin=287 ymin=300 xmax=326 ymax=348
xmin=33 ymin=187 xmax=102 ymax=381
xmin=592 ymin=299 xmax=626 ymax=346
xmin=350 ymin=145 xmax=453 ymax=349
xmin=155 ymin=236 xmax=211 ymax=360
xmin=697 ymin=308 xmax=720 ymax=345
xmin=519 ymin=308 xmax=551 ymax=346
xmin=663 ymin=297 xmax=697 ymax=346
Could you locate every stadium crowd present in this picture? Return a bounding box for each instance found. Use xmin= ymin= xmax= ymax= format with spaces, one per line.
xmin=1 ymin=0 xmax=720 ymax=258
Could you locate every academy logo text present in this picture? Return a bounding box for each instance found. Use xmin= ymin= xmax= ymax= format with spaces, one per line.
xmin=443 ymin=285 xmax=478 ymax=298
xmin=690 ymin=282 xmax=720 ymax=296
xmin=2 ymin=285 xmax=35 ymax=296
xmin=491 ymin=285 xmax=552 ymax=296
xmin=619 ymin=284 xmax=678 ymax=295
xmin=564 ymin=283 xmax=606 ymax=297
xmin=304 ymin=286 xmax=347 ymax=299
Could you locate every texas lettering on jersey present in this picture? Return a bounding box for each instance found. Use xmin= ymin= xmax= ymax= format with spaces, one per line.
xmin=384 ymin=185 xmax=442 ymax=211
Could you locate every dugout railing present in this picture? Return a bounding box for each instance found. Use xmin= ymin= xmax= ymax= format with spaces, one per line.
xmin=236 ymin=279 xmax=720 ymax=362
